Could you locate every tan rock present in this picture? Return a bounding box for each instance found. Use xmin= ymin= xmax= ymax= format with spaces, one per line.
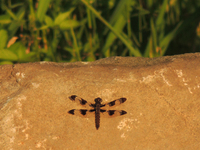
xmin=0 ymin=53 xmax=200 ymax=149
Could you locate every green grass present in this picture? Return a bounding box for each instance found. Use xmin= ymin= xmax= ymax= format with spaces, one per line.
xmin=0 ymin=0 xmax=200 ymax=64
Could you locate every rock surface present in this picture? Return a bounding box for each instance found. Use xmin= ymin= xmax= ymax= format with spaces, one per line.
xmin=0 ymin=53 xmax=200 ymax=149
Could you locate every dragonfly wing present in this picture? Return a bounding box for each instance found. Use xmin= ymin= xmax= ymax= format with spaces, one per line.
xmin=100 ymin=109 xmax=127 ymax=118
xmin=69 ymin=95 xmax=93 ymax=109
xmin=68 ymin=109 xmax=95 ymax=118
xmin=101 ymin=98 xmax=126 ymax=109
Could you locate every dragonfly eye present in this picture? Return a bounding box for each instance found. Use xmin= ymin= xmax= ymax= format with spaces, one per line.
xmin=94 ymin=97 xmax=102 ymax=103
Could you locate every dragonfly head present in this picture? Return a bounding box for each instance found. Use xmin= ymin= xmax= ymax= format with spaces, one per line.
xmin=94 ymin=97 xmax=102 ymax=103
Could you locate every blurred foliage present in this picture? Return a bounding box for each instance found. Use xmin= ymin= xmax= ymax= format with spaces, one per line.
xmin=0 ymin=0 xmax=200 ymax=64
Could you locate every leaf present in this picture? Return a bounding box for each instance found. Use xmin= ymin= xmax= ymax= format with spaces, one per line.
xmin=2 ymin=4 xmax=17 ymax=20
xmin=21 ymin=52 xmax=37 ymax=62
xmin=156 ymin=0 xmax=168 ymax=27
xmin=8 ymin=42 xmax=38 ymax=62
xmin=0 ymin=61 xmax=13 ymax=65
xmin=7 ymin=7 xmax=25 ymax=37
xmin=37 ymin=25 xmax=50 ymax=30
xmin=0 ymin=30 xmax=8 ymax=49
xmin=7 ymin=37 xmax=18 ymax=48
xmin=45 ymin=15 xmax=53 ymax=27
xmin=103 ymin=0 xmax=129 ymax=34
xmin=54 ymin=8 xmax=75 ymax=25
xmin=8 ymin=42 xmax=26 ymax=59
xmin=59 ymin=20 xmax=80 ymax=30
xmin=160 ymin=22 xmax=183 ymax=55
xmin=102 ymin=14 xmax=126 ymax=56
xmin=150 ymin=18 xmax=158 ymax=57
xmin=0 ymin=49 xmax=18 ymax=61
xmin=36 ymin=0 xmax=51 ymax=22
xmin=0 ymin=14 xmax=12 ymax=24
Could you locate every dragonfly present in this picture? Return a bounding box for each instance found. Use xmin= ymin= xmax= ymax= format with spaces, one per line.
xmin=68 ymin=95 xmax=127 ymax=130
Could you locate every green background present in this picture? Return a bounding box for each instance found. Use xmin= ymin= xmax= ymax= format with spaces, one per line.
xmin=0 ymin=0 xmax=200 ymax=64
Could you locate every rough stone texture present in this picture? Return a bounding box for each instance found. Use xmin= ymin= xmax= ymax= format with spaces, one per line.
xmin=0 ymin=53 xmax=200 ymax=149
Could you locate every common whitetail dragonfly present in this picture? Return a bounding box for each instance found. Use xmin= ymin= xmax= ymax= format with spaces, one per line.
xmin=68 ymin=95 xmax=127 ymax=130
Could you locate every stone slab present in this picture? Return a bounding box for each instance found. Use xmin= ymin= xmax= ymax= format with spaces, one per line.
xmin=0 ymin=53 xmax=200 ymax=149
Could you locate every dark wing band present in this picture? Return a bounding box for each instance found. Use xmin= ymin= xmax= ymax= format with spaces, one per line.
xmin=69 ymin=95 xmax=93 ymax=108
xmin=101 ymin=98 xmax=126 ymax=109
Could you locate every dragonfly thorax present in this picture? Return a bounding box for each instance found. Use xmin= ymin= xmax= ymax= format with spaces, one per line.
xmin=94 ymin=97 xmax=102 ymax=103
